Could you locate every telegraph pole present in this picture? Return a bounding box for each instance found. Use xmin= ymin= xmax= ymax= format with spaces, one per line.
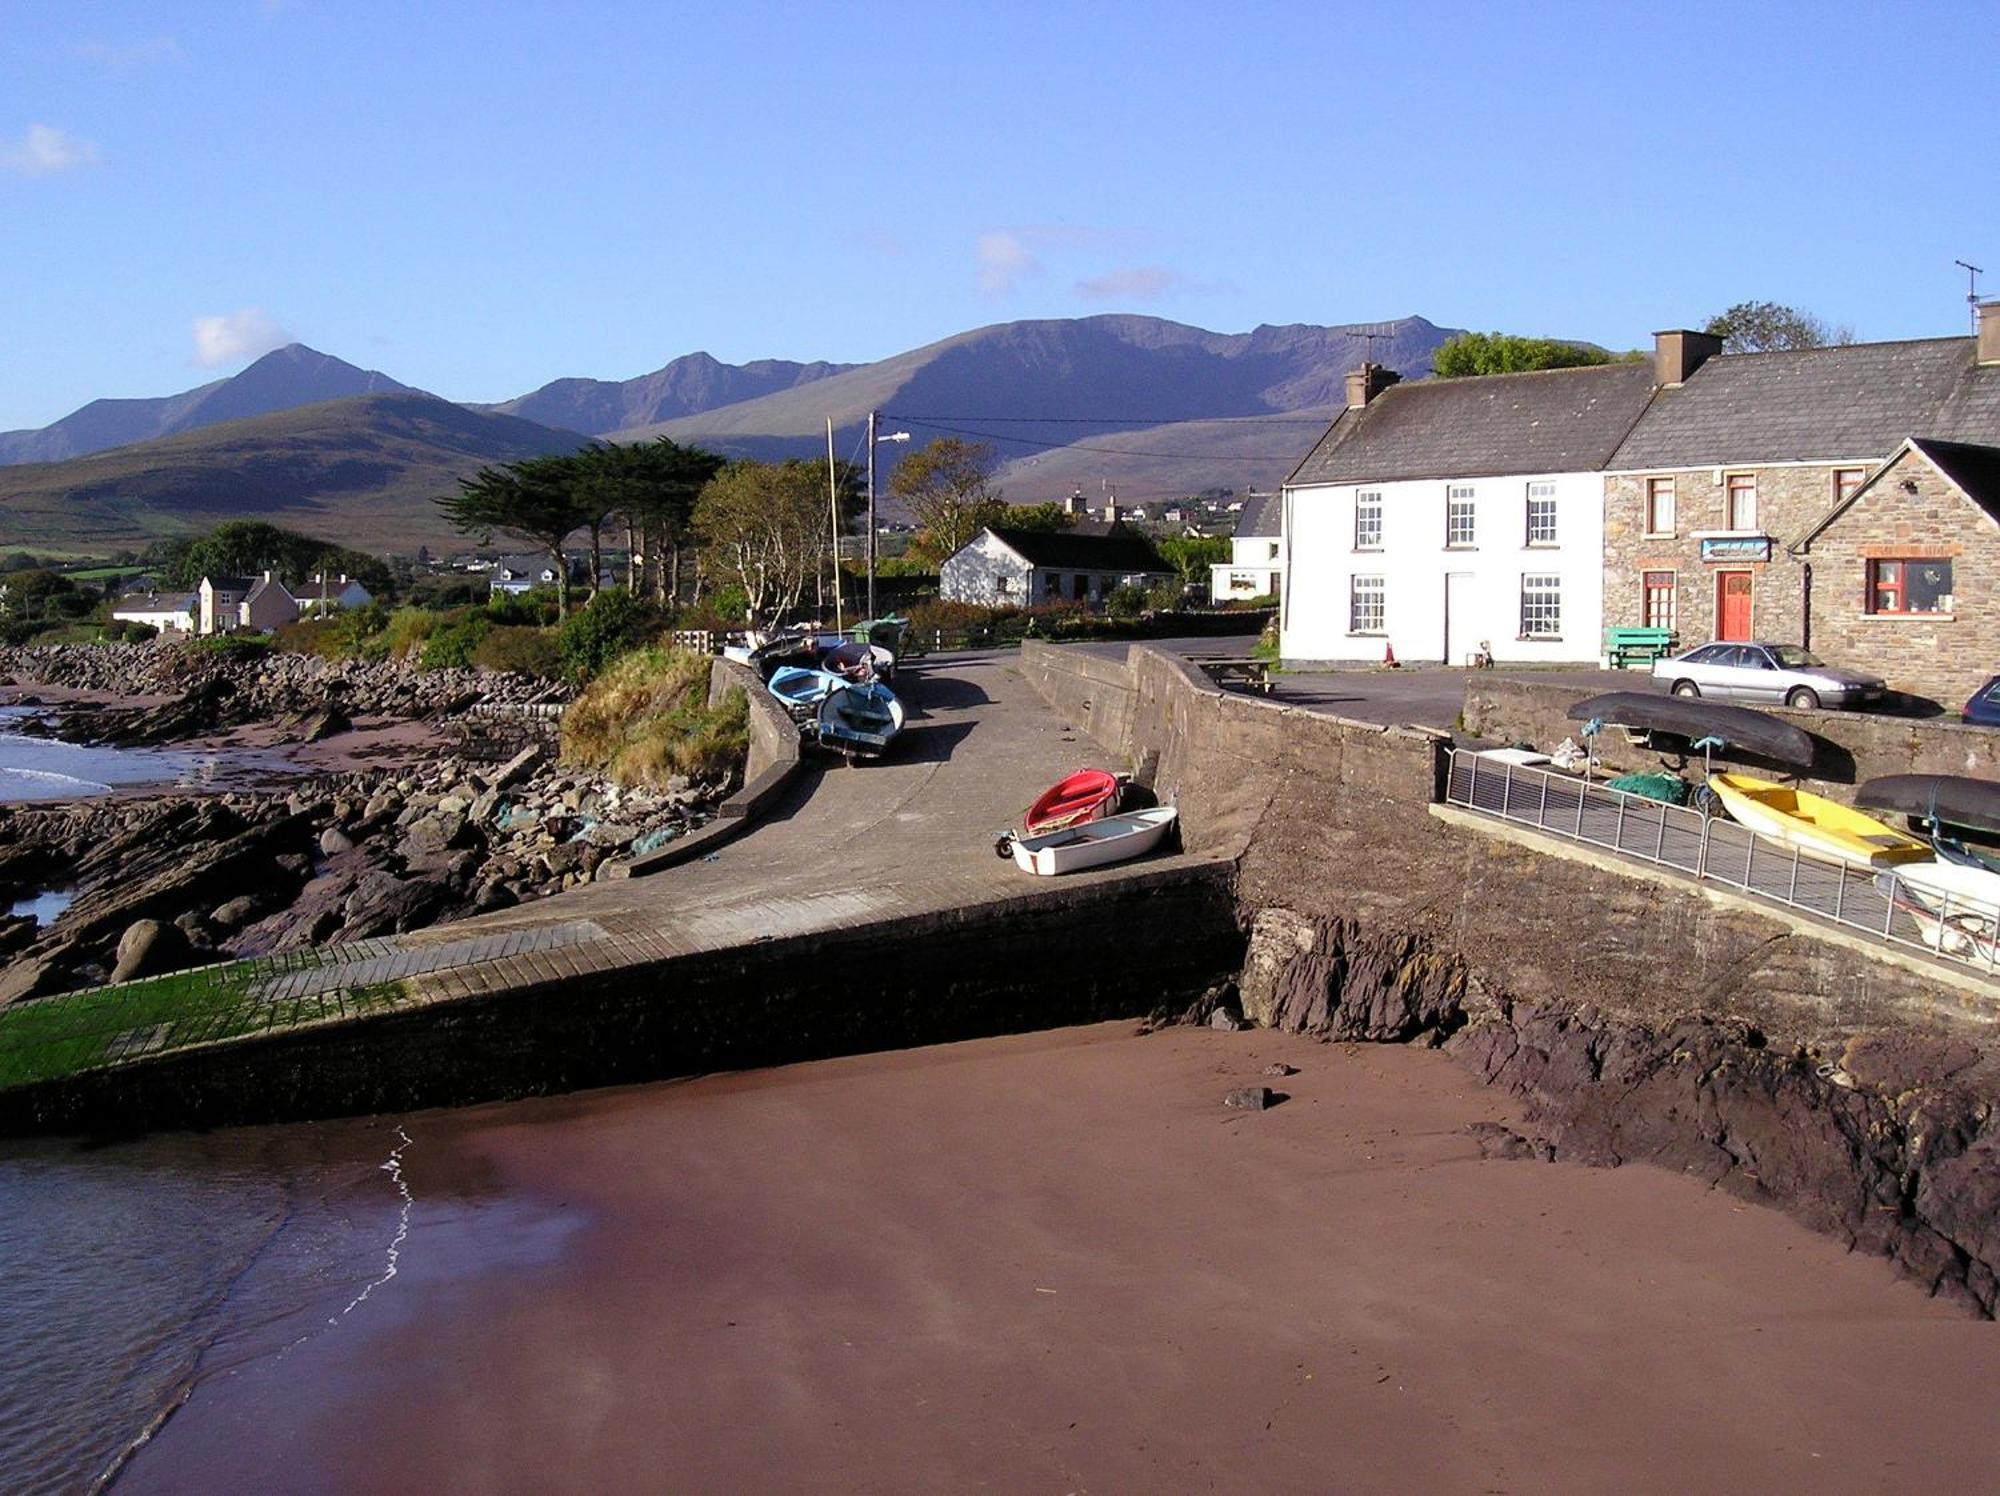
xmin=866 ymin=409 xmax=878 ymax=620
xmin=826 ymin=416 xmax=844 ymax=631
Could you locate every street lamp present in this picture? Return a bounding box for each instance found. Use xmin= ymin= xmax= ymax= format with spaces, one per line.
xmin=867 ymin=412 xmax=911 ymax=620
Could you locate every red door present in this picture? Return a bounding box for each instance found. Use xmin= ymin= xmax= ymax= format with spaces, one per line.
xmin=1716 ymin=571 xmax=1753 ymax=641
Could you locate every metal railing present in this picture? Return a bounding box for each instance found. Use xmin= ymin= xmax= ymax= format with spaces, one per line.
xmin=1445 ymin=749 xmax=2000 ymax=979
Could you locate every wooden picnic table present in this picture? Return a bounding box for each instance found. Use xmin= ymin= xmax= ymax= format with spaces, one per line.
xmin=1185 ymin=655 xmax=1274 ymax=695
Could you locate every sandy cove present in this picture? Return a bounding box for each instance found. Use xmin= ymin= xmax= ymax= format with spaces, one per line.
xmin=115 ymin=1022 xmax=2000 ymax=1495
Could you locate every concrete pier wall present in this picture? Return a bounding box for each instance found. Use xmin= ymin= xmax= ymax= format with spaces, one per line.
xmin=0 ymin=864 xmax=1239 ymax=1134
xmin=1021 ymin=641 xmax=2000 ymax=1311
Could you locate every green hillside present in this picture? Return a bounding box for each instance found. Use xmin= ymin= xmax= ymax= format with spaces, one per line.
xmin=0 ymin=393 xmax=588 ymax=555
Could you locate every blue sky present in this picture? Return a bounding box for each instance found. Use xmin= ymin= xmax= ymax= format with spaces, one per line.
xmin=3 ymin=0 xmax=1995 ymax=430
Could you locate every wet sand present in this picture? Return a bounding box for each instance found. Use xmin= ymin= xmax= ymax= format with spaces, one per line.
xmin=120 ymin=1023 xmax=2000 ymax=1494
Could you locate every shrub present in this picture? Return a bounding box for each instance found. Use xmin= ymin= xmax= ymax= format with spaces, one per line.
xmin=381 ymin=606 xmax=438 ymax=661
xmin=418 ymin=613 xmax=491 ymax=670
xmin=557 ymin=588 xmax=666 ymax=683
xmin=189 ymin=634 xmax=273 ymax=660
xmin=1106 ymin=583 xmax=1148 ymax=618
xmin=273 ymin=616 xmax=349 ymax=658
xmin=472 ymin=625 xmax=563 ymax=679
xmin=560 ymin=646 xmax=747 ymax=789
xmin=486 ymin=588 xmax=560 ymax=627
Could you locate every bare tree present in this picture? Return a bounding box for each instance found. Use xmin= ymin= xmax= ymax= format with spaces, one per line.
xmin=1704 ymin=301 xmax=1855 ymax=354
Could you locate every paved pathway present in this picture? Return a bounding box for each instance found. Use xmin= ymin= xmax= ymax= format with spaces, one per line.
xmin=2 ymin=652 xmax=1217 ymax=1096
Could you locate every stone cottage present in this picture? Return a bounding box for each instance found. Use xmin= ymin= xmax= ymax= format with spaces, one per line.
xmin=1791 ymin=436 xmax=2000 ymax=705
xmin=1601 ymin=306 xmax=2000 ymax=660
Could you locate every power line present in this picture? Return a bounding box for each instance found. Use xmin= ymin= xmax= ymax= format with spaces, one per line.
xmin=882 ymin=411 xmax=1334 ymax=425
xmin=889 ymin=416 xmax=1317 ymax=462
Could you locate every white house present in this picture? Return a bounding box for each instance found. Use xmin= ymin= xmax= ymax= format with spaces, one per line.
xmin=489 ymin=555 xmax=570 ymax=597
xmin=295 ymin=572 xmax=375 ymax=615
xmin=1209 ymin=490 xmax=1284 ymax=600
xmin=111 ymin=591 xmax=196 ymax=635
xmin=196 ymin=572 xmax=299 ymax=636
xmin=940 ymin=522 xmax=1171 ymax=608
xmin=1280 ymin=361 xmax=1659 ymax=667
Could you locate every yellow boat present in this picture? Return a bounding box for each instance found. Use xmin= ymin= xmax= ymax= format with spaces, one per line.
xmin=1706 ymin=773 xmax=1930 ymax=867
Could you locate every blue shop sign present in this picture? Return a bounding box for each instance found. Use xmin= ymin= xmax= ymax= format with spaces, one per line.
xmin=1700 ymin=536 xmax=1771 ymax=561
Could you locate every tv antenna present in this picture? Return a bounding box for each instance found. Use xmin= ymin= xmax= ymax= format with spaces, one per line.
xmin=1956 ymin=259 xmax=1984 ymax=331
xmin=1356 ymin=326 xmax=1387 ymax=364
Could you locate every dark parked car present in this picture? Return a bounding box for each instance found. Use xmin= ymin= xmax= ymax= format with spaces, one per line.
xmin=1963 ymin=675 xmax=2000 ymax=726
xmin=1650 ymin=641 xmax=1886 ymax=709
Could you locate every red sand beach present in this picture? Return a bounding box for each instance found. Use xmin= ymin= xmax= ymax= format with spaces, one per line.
xmin=120 ymin=1023 xmax=2000 ymax=1494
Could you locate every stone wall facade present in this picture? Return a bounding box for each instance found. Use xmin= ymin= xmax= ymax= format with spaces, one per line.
xmin=1603 ymin=461 xmax=1873 ymax=652
xmin=1797 ymin=445 xmax=2000 ymax=709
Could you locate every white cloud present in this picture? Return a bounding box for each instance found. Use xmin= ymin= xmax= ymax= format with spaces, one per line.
xmin=1075 ymin=266 xmax=1182 ymax=302
xmin=0 ymin=124 xmax=101 ymax=178
xmin=71 ymin=37 xmax=184 ymax=69
xmin=192 ymin=309 xmax=291 ymax=367
xmin=976 ymin=231 xmax=1043 ymax=295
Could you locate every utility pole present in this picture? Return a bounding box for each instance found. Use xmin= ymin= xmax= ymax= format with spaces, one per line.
xmin=866 ymin=409 xmax=877 ymax=621
xmin=826 ymin=416 xmax=844 ymax=631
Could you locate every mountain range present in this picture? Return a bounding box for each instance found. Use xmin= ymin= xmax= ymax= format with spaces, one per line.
xmin=0 ymin=315 xmax=1462 ymax=552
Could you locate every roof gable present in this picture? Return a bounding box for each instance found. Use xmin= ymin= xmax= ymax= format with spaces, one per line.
xmin=1794 ymin=436 xmax=2000 ymax=550
xmin=1287 ymin=361 xmax=1658 ymax=488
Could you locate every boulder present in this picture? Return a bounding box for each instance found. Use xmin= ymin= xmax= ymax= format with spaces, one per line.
xmin=319 ymin=827 xmax=356 ymax=857
xmin=1223 ymin=1086 xmax=1277 ymax=1112
xmin=211 ymin=895 xmax=260 ymax=930
xmin=110 ymin=918 xmax=189 ymax=984
xmin=491 ymin=744 xmax=544 ymax=792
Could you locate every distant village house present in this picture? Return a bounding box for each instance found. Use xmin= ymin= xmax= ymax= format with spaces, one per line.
xmin=939 ymin=522 xmax=1172 ymax=608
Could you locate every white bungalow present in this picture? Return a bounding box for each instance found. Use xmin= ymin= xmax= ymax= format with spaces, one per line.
xmin=940 ymin=522 xmax=1171 ymax=608
xmin=1280 ymin=361 xmax=1658 ymax=667
xmin=296 ymin=572 xmax=375 ymax=615
xmin=111 ymin=591 xmax=196 ymax=635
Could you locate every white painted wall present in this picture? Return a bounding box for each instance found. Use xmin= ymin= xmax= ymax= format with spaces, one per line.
xmin=1210 ymin=530 xmax=1284 ymax=599
xmin=1281 ymin=471 xmax=1604 ymax=666
xmin=940 ymin=530 xmax=1033 ymax=606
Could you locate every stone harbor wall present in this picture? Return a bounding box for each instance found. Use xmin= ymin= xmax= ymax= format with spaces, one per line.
xmin=1022 ymin=640 xmax=2000 ymax=1314
xmin=1462 ymin=674 xmax=2000 ymax=799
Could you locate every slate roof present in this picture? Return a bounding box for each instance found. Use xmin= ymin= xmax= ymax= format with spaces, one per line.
xmin=1287 ymin=361 xmax=1658 ymax=487
xmin=1234 ymin=490 xmax=1282 ymax=538
xmin=986 ymin=526 xmax=1167 ymax=573
xmin=112 ymin=592 xmax=195 ymax=615
xmin=1610 ymin=338 xmax=1984 ymax=469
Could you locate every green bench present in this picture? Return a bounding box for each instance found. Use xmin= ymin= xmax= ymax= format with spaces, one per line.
xmin=1606 ymin=626 xmax=1677 ymax=668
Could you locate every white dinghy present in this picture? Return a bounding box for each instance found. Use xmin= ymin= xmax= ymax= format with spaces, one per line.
xmin=1003 ymin=806 xmax=1178 ymax=876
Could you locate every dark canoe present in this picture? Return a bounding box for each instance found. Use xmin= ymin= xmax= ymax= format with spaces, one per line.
xmin=1565 ymin=691 xmax=1816 ymax=768
xmin=1856 ymin=774 xmax=2000 ymax=834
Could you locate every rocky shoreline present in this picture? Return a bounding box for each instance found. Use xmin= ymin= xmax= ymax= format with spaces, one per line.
xmin=0 ymin=644 xmax=734 ymax=1002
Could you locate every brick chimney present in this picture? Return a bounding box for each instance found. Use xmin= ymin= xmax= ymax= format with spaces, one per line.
xmin=1654 ymin=328 xmax=1723 ymax=386
xmin=1978 ymin=301 xmax=2000 ymax=366
xmin=1344 ymin=362 xmax=1400 ymax=409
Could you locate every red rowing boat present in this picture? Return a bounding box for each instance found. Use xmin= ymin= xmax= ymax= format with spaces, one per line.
xmin=1024 ymin=769 xmax=1122 ymax=833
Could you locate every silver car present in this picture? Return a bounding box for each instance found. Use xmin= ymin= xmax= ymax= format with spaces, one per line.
xmin=1650 ymin=641 xmax=1886 ymax=710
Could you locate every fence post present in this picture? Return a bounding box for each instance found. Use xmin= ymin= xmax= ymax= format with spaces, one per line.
xmin=1786 ymin=842 xmax=1800 ymax=905
xmin=1501 ymin=763 xmax=1513 ymax=818
xmin=1575 ymin=775 xmax=1587 ymax=838
xmin=1538 ymin=771 xmax=1549 ymax=826
xmin=1654 ymin=799 xmax=1668 ymax=861
xmin=1613 ymin=791 xmax=1627 ymax=852
xmin=1833 ymin=866 xmax=1844 ymax=925
xmin=1464 ymin=752 xmax=1476 ymax=808
xmin=1744 ymin=834 xmax=1755 ymax=891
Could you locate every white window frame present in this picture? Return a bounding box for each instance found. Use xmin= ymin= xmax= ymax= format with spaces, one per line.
xmin=1446 ymin=484 xmax=1476 ymax=548
xmin=1354 ymin=490 xmax=1383 ymax=550
xmin=1349 ymin=574 xmax=1385 ymax=634
xmin=1725 ymin=471 xmax=1758 ymax=532
xmin=1525 ymin=481 xmax=1558 ymax=546
xmin=1520 ymin=573 xmax=1562 ymax=638
xmin=1645 ymin=476 xmax=1677 ymax=537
